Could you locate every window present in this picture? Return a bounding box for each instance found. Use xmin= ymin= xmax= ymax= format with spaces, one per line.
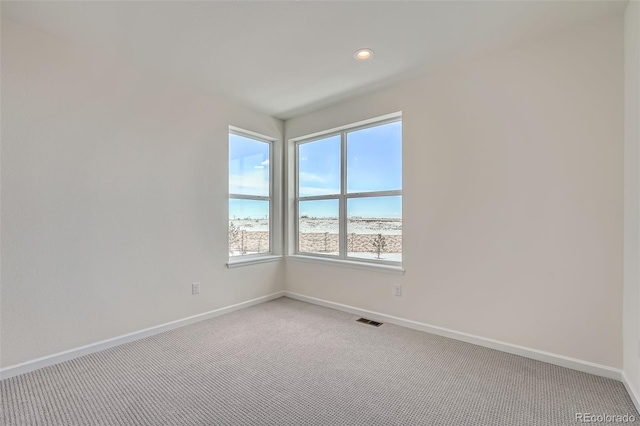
xmin=229 ymin=130 xmax=272 ymax=258
xmin=295 ymin=117 xmax=402 ymax=265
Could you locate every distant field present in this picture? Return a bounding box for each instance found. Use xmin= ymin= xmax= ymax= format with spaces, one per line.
xmin=229 ymin=217 xmax=402 ymax=235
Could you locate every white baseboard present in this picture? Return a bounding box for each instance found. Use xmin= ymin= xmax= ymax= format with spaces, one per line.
xmin=284 ymin=291 xmax=622 ymax=381
xmin=1 ymin=289 xmax=626 ymax=390
xmin=622 ymin=372 xmax=640 ymax=414
xmin=0 ymin=291 xmax=285 ymax=380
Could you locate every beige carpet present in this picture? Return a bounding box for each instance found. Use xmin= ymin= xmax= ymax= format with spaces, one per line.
xmin=1 ymin=297 xmax=637 ymax=425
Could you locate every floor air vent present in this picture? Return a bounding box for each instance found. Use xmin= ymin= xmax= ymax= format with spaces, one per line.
xmin=356 ymin=318 xmax=383 ymax=327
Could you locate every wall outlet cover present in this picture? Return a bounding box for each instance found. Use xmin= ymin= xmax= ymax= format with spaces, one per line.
xmin=394 ymin=284 xmax=402 ymax=297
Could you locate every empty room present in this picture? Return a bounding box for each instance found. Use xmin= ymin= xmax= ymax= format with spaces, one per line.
xmin=2 ymin=0 xmax=640 ymax=425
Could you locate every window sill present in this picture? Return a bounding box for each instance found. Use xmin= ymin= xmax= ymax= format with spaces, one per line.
xmin=286 ymin=255 xmax=405 ymax=275
xmin=226 ymin=255 xmax=283 ymax=269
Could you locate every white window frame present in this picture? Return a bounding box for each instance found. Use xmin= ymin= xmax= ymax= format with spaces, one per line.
xmin=293 ymin=116 xmax=402 ymax=267
xmin=228 ymin=127 xmax=280 ymax=266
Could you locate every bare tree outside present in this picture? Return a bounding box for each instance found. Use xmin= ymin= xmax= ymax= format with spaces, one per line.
xmin=229 ymin=222 xmax=239 ymax=255
xmin=372 ymin=233 xmax=387 ymax=259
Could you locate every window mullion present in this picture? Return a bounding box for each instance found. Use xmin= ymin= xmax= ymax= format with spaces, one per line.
xmin=344 ymin=190 xmax=402 ymax=199
xmin=229 ymin=194 xmax=270 ymax=201
xmin=295 ymin=142 xmax=299 ymax=254
xmin=339 ymin=130 xmax=347 ymax=259
xmin=269 ymin=138 xmax=274 ymax=255
xmin=297 ymin=194 xmax=341 ymax=201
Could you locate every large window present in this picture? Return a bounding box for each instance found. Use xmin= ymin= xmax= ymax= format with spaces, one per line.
xmin=295 ymin=117 xmax=402 ymax=265
xmin=229 ymin=130 xmax=272 ymax=257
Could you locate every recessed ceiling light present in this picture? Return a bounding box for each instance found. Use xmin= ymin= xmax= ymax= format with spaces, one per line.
xmin=354 ymin=48 xmax=374 ymax=61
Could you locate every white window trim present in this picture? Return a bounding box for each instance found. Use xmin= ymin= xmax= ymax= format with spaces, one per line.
xmin=227 ymin=254 xmax=283 ymax=268
xmin=228 ymin=126 xmax=282 ymax=265
xmin=291 ymin=114 xmax=403 ymax=268
xmin=286 ymin=254 xmax=405 ymax=275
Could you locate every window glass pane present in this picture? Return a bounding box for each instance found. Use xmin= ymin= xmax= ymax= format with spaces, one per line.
xmin=229 ymin=133 xmax=269 ymax=197
xmin=298 ymin=135 xmax=341 ymax=197
xmin=229 ymin=199 xmax=269 ymax=256
xmin=298 ymin=199 xmax=339 ymax=255
xmin=347 ymin=121 xmax=402 ymax=193
xmin=347 ymin=196 xmax=402 ymax=262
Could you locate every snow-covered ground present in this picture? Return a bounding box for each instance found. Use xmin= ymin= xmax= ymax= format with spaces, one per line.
xmin=229 ymin=218 xmax=269 ymax=232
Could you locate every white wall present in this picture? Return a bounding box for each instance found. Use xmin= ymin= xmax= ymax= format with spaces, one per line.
xmin=624 ymin=0 xmax=640 ymax=395
xmin=0 ymin=21 xmax=284 ymax=368
xmin=285 ymin=17 xmax=624 ymax=368
xmin=0 ymin=11 xmax=628 ymax=375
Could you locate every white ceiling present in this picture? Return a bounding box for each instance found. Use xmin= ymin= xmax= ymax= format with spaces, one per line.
xmin=2 ymin=1 xmax=627 ymax=119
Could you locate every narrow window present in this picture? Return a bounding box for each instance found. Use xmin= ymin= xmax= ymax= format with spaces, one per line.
xmin=229 ymin=130 xmax=272 ymax=257
xmin=295 ymin=117 xmax=402 ymax=265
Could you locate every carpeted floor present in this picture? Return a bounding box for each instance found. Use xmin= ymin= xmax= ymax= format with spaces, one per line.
xmin=1 ymin=297 xmax=637 ymax=425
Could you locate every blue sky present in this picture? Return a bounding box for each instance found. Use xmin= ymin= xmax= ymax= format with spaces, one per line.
xmin=298 ymin=196 xmax=402 ymax=219
xmin=298 ymin=121 xmax=402 ymax=218
xmin=229 ymin=121 xmax=402 ymax=219
xmin=229 ymin=133 xmax=270 ymax=198
xmin=229 ymin=198 xmax=269 ymax=220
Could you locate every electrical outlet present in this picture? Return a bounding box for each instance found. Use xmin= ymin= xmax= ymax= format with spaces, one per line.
xmin=192 ymin=282 xmax=200 ymax=295
xmin=393 ymin=284 xmax=402 ymax=297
